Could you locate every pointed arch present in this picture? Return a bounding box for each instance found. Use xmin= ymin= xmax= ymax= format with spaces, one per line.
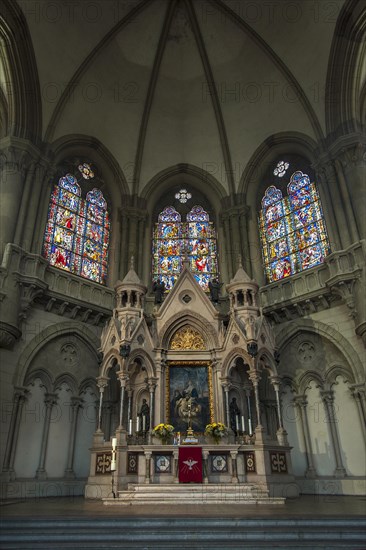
xmin=160 ymin=310 xmax=219 ymax=349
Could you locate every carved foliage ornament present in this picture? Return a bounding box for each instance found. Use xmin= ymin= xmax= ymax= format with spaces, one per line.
xmin=170 ymin=325 xmax=206 ymax=350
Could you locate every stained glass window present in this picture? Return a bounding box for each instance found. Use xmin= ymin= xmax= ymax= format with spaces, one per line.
xmin=42 ymin=172 xmax=110 ymax=284
xmin=259 ymin=171 xmax=330 ymax=283
xmin=152 ymin=205 xmax=218 ymax=292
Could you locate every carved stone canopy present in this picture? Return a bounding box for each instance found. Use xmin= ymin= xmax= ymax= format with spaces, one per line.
xmin=169 ymin=325 xmax=206 ymax=350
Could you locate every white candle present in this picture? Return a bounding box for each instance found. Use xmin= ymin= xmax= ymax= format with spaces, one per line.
xmin=111 ymin=459 xmax=116 ymax=471
xmin=136 ymin=416 xmax=140 ymax=432
xmin=235 ymin=415 xmax=239 ymax=431
xmin=112 ymin=437 xmax=117 ymax=450
xmin=128 ymin=419 xmax=132 ymax=435
xmin=248 ymin=418 xmax=252 ymax=435
xmin=142 ymin=415 xmax=146 ymax=432
xmin=241 ymin=415 xmax=245 ymax=433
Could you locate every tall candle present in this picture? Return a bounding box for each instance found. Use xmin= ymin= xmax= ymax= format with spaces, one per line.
xmin=112 ymin=437 xmax=117 ymax=450
xmin=235 ymin=415 xmax=239 ymax=431
xmin=136 ymin=416 xmax=140 ymax=432
xmin=142 ymin=415 xmax=146 ymax=432
xmin=248 ymin=418 xmax=252 ymax=435
xmin=128 ymin=419 xmax=132 ymax=435
xmin=241 ymin=415 xmax=245 ymax=433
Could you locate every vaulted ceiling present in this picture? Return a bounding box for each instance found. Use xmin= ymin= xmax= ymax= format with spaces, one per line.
xmin=4 ymin=0 xmax=364 ymax=197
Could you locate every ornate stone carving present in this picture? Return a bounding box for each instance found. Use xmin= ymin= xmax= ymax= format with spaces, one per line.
xmin=297 ymin=341 xmax=316 ymax=364
xmin=60 ymin=343 xmax=78 ymax=368
xmin=169 ymin=326 xmax=206 ymax=350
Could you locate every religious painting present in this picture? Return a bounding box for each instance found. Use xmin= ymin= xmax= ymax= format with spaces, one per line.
xmin=166 ymin=361 xmax=214 ymax=433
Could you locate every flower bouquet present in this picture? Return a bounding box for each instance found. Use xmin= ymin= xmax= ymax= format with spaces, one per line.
xmin=204 ymin=422 xmax=228 ymax=444
xmin=152 ymin=423 xmax=174 ymax=444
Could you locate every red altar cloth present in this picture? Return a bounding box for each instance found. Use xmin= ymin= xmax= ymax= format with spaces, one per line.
xmin=178 ymin=446 xmax=202 ymax=483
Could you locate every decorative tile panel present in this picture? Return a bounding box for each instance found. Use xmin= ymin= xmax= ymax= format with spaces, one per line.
xmin=210 ymin=454 xmax=228 ymax=473
xmin=270 ymin=451 xmax=287 ymax=473
xmin=154 ymin=454 xmax=172 ymax=473
xmin=95 ymin=452 xmax=112 ymax=475
xmin=243 ymin=451 xmax=256 ymax=473
xmin=127 ymin=452 xmax=138 ymax=474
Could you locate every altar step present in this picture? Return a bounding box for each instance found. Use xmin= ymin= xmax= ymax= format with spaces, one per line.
xmin=1 ymin=517 xmax=365 ymax=549
xmin=104 ymin=483 xmax=285 ymax=505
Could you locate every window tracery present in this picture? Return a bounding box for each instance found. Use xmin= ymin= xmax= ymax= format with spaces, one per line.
xmin=42 ymin=167 xmax=110 ymax=284
xmin=259 ymin=171 xmax=330 ymax=282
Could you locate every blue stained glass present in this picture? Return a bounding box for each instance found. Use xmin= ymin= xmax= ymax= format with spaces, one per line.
xmin=153 ymin=205 xmax=218 ymax=292
xmin=259 ymin=171 xmax=330 ymax=283
xmin=42 ymin=170 xmax=110 ymax=284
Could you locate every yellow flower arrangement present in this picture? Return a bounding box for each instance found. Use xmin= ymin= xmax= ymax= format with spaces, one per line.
xmin=204 ymin=422 xmax=228 ymax=443
xmin=152 ymin=423 xmax=174 ymax=440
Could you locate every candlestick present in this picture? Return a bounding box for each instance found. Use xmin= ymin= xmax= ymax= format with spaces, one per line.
xmin=112 ymin=437 xmax=117 ymax=450
xmin=128 ymin=419 xmax=132 ymax=435
xmin=136 ymin=416 xmax=140 ymax=433
xmin=248 ymin=418 xmax=252 ymax=435
xmin=241 ymin=415 xmax=245 ymax=433
xmin=235 ymin=414 xmax=239 ymax=431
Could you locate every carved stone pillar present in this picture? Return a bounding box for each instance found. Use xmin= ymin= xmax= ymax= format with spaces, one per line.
xmin=36 ymin=393 xmax=58 ymax=480
xmin=321 ymin=390 xmax=346 ymax=477
xmin=64 ymin=397 xmax=83 ymax=479
xmin=293 ymin=396 xmax=317 ymax=478
xmin=173 ymin=449 xmax=179 ymax=484
xmin=244 ymin=385 xmax=253 ymax=435
xmin=148 ymin=379 xmax=157 ymax=431
xmin=222 ymin=382 xmax=230 ymax=428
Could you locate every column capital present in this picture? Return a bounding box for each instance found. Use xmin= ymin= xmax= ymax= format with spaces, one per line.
xmin=96 ymin=376 xmax=109 ymax=390
xmin=320 ymin=389 xmax=335 ymax=404
xmin=293 ymin=395 xmax=308 ymax=408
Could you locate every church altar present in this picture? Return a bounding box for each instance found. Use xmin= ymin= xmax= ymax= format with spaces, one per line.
xmin=85 ymin=260 xmax=297 ymax=503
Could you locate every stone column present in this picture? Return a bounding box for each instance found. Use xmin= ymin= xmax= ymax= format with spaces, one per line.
xmin=202 ymin=449 xmax=209 ymax=484
xmin=244 ymin=385 xmax=253 ymax=435
xmin=222 ymin=382 xmax=230 ymax=428
xmin=36 ymin=393 xmax=58 ymax=480
xmin=248 ymin=369 xmax=264 ymax=440
xmin=293 ymin=396 xmax=317 ymax=478
xmin=148 ymin=380 xmax=157 ymax=432
xmin=144 ymin=451 xmax=152 ymax=484
xmin=270 ymin=375 xmax=288 ymax=445
xmin=64 ymin=397 xmax=82 ymax=479
xmin=117 ymin=373 xmax=129 ymax=430
xmin=173 ymin=449 xmax=179 ymax=484
xmin=96 ymin=377 xmax=108 ymax=433
xmin=230 ymin=450 xmax=239 ymax=483
xmin=334 ymin=159 xmax=359 ymax=243
xmin=349 ymin=384 xmax=366 ymax=440
xmin=2 ymin=388 xmax=28 ymax=480
xmin=321 ymin=390 xmax=346 ymax=477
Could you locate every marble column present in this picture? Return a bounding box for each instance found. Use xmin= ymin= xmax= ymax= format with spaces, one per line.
xmin=144 ymin=451 xmax=152 ymax=484
xmin=202 ymin=450 xmax=209 ymax=484
xmin=321 ymin=390 xmax=346 ymax=477
xmin=117 ymin=373 xmax=129 ymax=430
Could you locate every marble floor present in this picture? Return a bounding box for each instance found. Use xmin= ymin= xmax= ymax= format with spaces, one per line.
xmin=1 ymin=494 xmax=365 ymax=518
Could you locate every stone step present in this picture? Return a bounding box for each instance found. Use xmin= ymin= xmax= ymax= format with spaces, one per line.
xmin=1 ymin=517 xmax=365 ymax=549
xmin=107 ymin=483 xmax=282 ymax=505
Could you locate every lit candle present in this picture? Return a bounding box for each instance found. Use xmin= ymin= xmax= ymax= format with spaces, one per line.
xmin=248 ymin=418 xmax=252 ymax=435
xmin=136 ymin=416 xmax=140 ymax=432
xmin=241 ymin=415 xmax=245 ymax=433
xmin=142 ymin=415 xmax=146 ymax=432
xmin=112 ymin=437 xmax=117 ymax=450
xmin=128 ymin=419 xmax=132 ymax=435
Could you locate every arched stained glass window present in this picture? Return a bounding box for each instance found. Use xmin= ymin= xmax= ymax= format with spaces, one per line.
xmin=152 ymin=205 xmax=218 ymax=291
xmin=259 ymin=171 xmax=330 ymax=283
xmin=42 ymin=171 xmax=110 ymax=284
